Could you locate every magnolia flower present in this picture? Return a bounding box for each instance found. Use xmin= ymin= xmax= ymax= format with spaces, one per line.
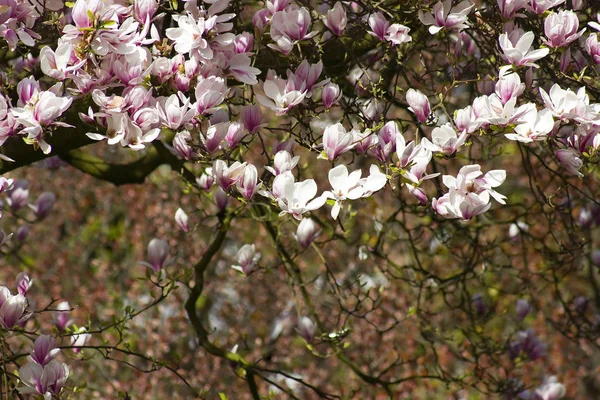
xmin=213 ymin=160 xmax=247 ymax=190
xmin=368 ymin=12 xmax=412 ymax=45
xmin=297 ymin=316 xmax=316 ymax=343
xmin=240 ymin=104 xmax=264 ymax=133
xmin=529 ymin=0 xmax=565 ymax=14
xmin=31 ymin=335 xmax=61 ymax=367
xmin=265 ymin=150 xmax=300 ymax=176
xmin=294 ymin=218 xmax=321 ymax=249
xmin=321 ymin=123 xmax=357 ymax=160
xmin=39 ymin=43 xmax=85 ymax=80
xmin=369 ymin=121 xmax=401 ymax=162
xmin=15 ymin=272 xmax=32 ymax=296
xmin=322 ymin=2 xmax=347 ymax=36
xmin=505 ymin=108 xmax=554 ymax=143
xmin=543 ymin=10 xmax=585 ymax=48
xmin=406 ymin=88 xmax=432 ymax=123
xmin=499 ymin=30 xmax=549 ymax=68
xmin=274 ymin=172 xmax=326 ymax=220
xmin=586 ymin=33 xmax=600 ymax=64
xmin=256 ymin=75 xmax=307 ymax=115
xmin=498 ymin=0 xmax=528 ymax=19
xmin=539 ymin=83 xmax=594 ymax=122
xmin=138 ymin=238 xmax=170 ymax=272
xmin=236 ymin=164 xmax=260 ymax=200
xmin=53 ymin=301 xmax=73 ymax=331
xmin=166 ymin=14 xmax=215 ymax=60
xmin=70 ymin=327 xmax=91 ymax=353
xmin=228 ymin=53 xmax=261 ymax=85
xmin=418 ymin=0 xmax=474 ymax=34
xmin=495 ymin=66 xmax=525 ymax=104
xmin=175 ymin=208 xmax=189 ymax=232
xmin=432 ymin=165 xmax=506 ymax=220
xmin=231 ymin=244 xmax=261 ymax=275
xmin=30 ymin=192 xmax=56 ymax=220
xmin=479 ymin=95 xmax=534 ymax=126
xmin=323 ymin=165 xmax=387 ymax=220
xmin=0 ymin=286 xmax=31 ymax=328
xmin=422 ymin=123 xmax=467 ymax=156
xmin=555 ymin=148 xmax=583 ymax=178
xmin=157 ymin=94 xmax=195 ymax=130
xmin=321 ymin=83 xmax=341 ymax=109
xmin=269 ymin=7 xmax=318 ymax=54
xmin=18 ymin=360 xmax=69 ymax=398
xmin=195 ymin=76 xmax=227 ymax=114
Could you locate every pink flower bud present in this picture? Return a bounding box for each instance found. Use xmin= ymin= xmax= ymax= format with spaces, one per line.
xmin=30 ymin=192 xmax=56 ymax=220
xmin=71 ymin=328 xmax=91 ymax=353
xmin=134 ymin=0 xmax=158 ymax=22
xmin=231 ymin=244 xmax=261 ymax=275
xmin=215 ymin=187 xmax=230 ymax=211
xmin=240 ymin=104 xmax=263 ymax=134
xmin=323 ymin=2 xmax=347 ymax=36
xmin=236 ymin=164 xmax=260 ymax=200
xmin=8 ymin=186 xmax=29 ymax=211
xmin=321 ymin=83 xmax=341 ymax=109
xmin=16 ymin=272 xmax=32 ymax=296
xmin=0 ymin=289 xmax=30 ymax=329
xmin=555 ymin=148 xmax=583 ymax=177
xmin=139 ymin=238 xmax=170 ymax=272
xmin=297 ymin=316 xmax=316 ymax=343
xmin=175 ymin=208 xmax=189 ymax=233
xmin=234 ymin=32 xmax=254 ymax=53
xmin=196 ymin=168 xmax=214 ymax=191
xmin=585 ymin=34 xmax=600 ymax=64
xmin=31 ymin=335 xmax=60 ymax=367
xmin=294 ymin=218 xmax=321 ymax=249
xmin=226 ymin=122 xmax=248 ymax=149
xmin=173 ymin=131 xmax=194 ymax=161
xmin=16 ymin=225 xmax=29 ymax=243
xmin=53 ymin=301 xmax=73 ymax=331
xmin=406 ymin=88 xmax=431 ymax=123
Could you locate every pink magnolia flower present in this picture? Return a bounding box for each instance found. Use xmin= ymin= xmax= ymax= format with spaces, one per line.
xmin=321 ymin=83 xmax=342 ymax=109
xmin=213 ymin=160 xmax=247 ymax=190
xmin=231 ymin=244 xmax=261 ymax=275
xmin=0 ymin=286 xmax=31 ymax=329
xmin=236 ymin=164 xmax=260 ymax=200
xmin=15 ymin=272 xmax=32 ymax=296
xmin=39 ymin=43 xmax=85 ymax=81
xmin=53 ymin=301 xmax=73 ymax=331
xmin=138 ymin=238 xmax=170 ymax=272
xmin=269 ymin=6 xmax=318 ymax=54
xmin=166 ymin=14 xmax=217 ymax=60
xmin=498 ymin=0 xmax=528 ymax=20
xmin=175 ymin=208 xmax=189 ymax=232
xmin=321 ymin=123 xmax=357 ymax=160
xmin=418 ymin=0 xmax=475 ymax=34
xmin=585 ymin=33 xmax=600 ymax=63
xmin=499 ymin=30 xmax=549 ymax=68
xmin=323 ymin=164 xmax=387 ymax=219
xmin=294 ymin=218 xmax=321 ymax=249
xmin=157 ymin=94 xmax=195 ymax=130
xmin=555 ymin=148 xmax=583 ymax=177
xmin=273 ymin=172 xmax=326 ymax=220
xmin=256 ymin=73 xmax=307 ymax=115
xmin=368 ymin=121 xmax=401 ymax=162
xmin=505 ymin=108 xmax=554 ymax=143
xmin=297 ymin=316 xmax=316 ymax=342
xmin=422 ymin=123 xmax=467 ymax=156
xmin=240 ymin=104 xmax=264 ymax=133
xmin=70 ymin=327 xmax=91 ymax=353
xmin=30 ymin=192 xmax=56 ymax=220
xmin=495 ymin=66 xmax=525 ymax=104
xmin=322 ymin=2 xmax=347 ymax=36
xmin=406 ymin=88 xmax=432 ymax=123
xmin=368 ymin=13 xmax=412 ymax=45
xmin=265 ymin=150 xmax=300 ymax=176
xmin=539 ymin=83 xmax=596 ymax=122
xmin=30 ymin=335 xmax=61 ymax=367
xmin=543 ymin=10 xmax=586 ymax=48
xmin=528 ymin=0 xmax=565 ymax=14
xmin=454 ymin=106 xmax=482 ymax=134
xmin=228 ymin=53 xmax=261 ymax=85
xmin=18 ymin=360 xmax=69 ymax=398
xmin=195 ymin=76 xmax=227 ymax=114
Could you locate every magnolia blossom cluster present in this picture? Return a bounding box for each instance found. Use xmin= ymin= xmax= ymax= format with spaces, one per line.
xmin=18 ymin=335 xmax=69 ymax=399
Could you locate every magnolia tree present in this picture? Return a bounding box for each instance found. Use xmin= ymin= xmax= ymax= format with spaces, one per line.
xmin=1 ymin=0 xmax=600 ymax=398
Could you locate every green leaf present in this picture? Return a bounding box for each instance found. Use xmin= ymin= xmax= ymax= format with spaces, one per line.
xmin=219 ymin=393 xmax=228 ymax=400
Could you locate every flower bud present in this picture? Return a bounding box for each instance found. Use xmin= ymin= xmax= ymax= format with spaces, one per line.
xmin=53 ymin=301 xmax=73 ymax=331
xmin=71 ymin=327 xmax=91 ymax=353
xmin=16 ymin=272 xmax=32 ymax=296
xmin=215 ymin=187 xmax=230 ymax=212
xmin=240 ymin=104 xmax=263 ymax=134
xmin=31 ymin=335 xmax=60 ymax=366
xmin=173 ymin=131 xmax=194 ymax=161
xmin=321 ymin=83 xmax=341 ymax=109
xmin=140 ymin=238 xmax=170 ymax=272
xmin=196 ymin=168 xmax=214 ymax=191
xmin=234 ymin=32 xmax=254 ymax=53
xmin=406 ymin=88 xmax=431 ymax=123
xmin=31 ymin=192 xmax=56 ymax=220
xmin=175 ymin=208 xmax=189 ymax=233
xmin=231 ymin=244 xmax=261 ymax=275
xmin=236 ymin=164 xmax=259 ymax=200
xmin=297 ymin=316 xmax=316 ymax=343
xmin=16 ymin=225 xmax=30 ymax=243
xmin=294 ymin=218 xmax=321 ymax=249
xmin=8 ymin=187 xmax=29 ymax=211
xmin=322 ymin=2 xmax=347 ymax=36
xmin=134 ymin=0 xmax=158 ymax=23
